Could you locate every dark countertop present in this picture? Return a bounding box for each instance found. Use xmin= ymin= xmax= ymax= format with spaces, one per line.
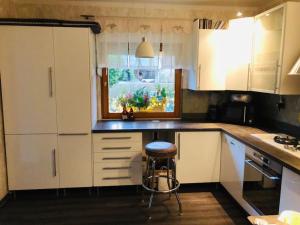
xmin=93 ymin=120 xmax=300 ymax=174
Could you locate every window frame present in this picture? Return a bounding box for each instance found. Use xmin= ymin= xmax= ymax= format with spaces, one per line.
xmin=100 ymin=68 xmax=181 ymax=119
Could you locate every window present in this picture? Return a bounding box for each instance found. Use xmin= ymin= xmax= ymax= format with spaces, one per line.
xmin=101 ymin=68 xmax=181 ymax=119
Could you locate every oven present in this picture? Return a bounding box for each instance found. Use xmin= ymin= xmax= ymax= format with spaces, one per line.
xmin=243 ymin=147 xmax=282 ymax=215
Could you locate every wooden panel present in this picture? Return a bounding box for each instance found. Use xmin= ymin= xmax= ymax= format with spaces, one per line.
xmin=58 ymin=134 xmax=92 ymax=188
xmin=0 ymin=26 xmax=57 ymax=134
xmin=54 ymin=27 xmax=91 ymax=133
xmin=94 ymin=162 xmax=142 ymax=186
xmin=5 ymin=134 xmax=59 ymax=190
xmin=175 ymin=131 xmax=221 ymax=184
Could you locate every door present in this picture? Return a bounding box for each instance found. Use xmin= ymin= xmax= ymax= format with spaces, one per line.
xmin=279 ymin=167 xmax=300 ymax=212
xmin=0 ymin=26 xmax=57 ymax=134
xmin=58 ymin=134 xmax=92 ymax=188
xmin=220 ymin=134 xmax=245 ymax=202
xmin=53 ymin=28 xmax=91 ymax=134
xmin=198 ymin=30 xmax=227 ymax=90
xmin=251 ymin=6 xmax=285 ymax=93
xmin=5 ymin=134 xmax=58 ymax=190
xmin=175 ymin=132 xmax=221 ymax=184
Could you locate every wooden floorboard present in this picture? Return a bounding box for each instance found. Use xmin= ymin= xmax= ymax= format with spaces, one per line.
xmin=0 ymin=186 xmax=251 ymax=225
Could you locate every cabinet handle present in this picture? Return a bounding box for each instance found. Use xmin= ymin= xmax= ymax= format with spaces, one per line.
xmin=102 ymin=147 xmax=131 ymax=150
xmin=102 ymin=157 xmax=131 ymax=160
xmin=197 ymin=64 xmax=201 ymax=89
xmin=102 ymin=137 xmax=131 ymax=140
xmin=178 ymin=133 xmax=181 ymax=160
xmin=59 ymin=133 xmax=89 ymax=136
xmin=230 ymin=141 xmax=235 ymax=146
xmin=247 ymin=63 xmax=251 ymax=90
xmin=274 ymin=60 xmax=280 ymax=93
xmin=102 ymin=167 xmax=131 ymax=170
xmin=48 ymin=67 xmax=53 ymax=97
xmin=52 ymin=149 xmax=56 ymax=177
xmin=102 ymin=176 xmax=131 ymax=180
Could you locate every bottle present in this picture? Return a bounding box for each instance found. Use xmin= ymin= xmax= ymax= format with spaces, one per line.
xmin=121 ymin=107 xmax=128 ymax=120
xmin=129 ymin=107 xmax=134 ymax=120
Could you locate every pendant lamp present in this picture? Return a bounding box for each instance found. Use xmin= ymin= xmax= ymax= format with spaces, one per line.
xmin=135 ymin=37 xmax=154 ymax=58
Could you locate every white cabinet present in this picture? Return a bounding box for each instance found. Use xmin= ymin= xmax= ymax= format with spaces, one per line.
xmin=226 ymin=17 xmax=254 ymax=91
xmin=279 ymin=167 xmax=300 ymax=213
xmin=0 ymin=26 xmax=94 ymax=190
xmin=5 ymin=134 xmax=59 ymax=190
xmin=220 ymin=134 xmax=245 ymax=202
xmin=0 ymin=26 xmax=57 ymax=134
xmin=220 ymin=134 xmax=259 ymax=216
xmin=93 ymin=133 xmax=143 ymax=187
xmin=54 ymin=28 xmax=92 ymax=134
xmin=251 ymin=2 xmax=300 ymax=94
xmin=58 ymin=134 xmax=92 ymax=188
xmin=189 ymin=20 xmax=227 ymax=91
xmin=175 ymin=131 xmax=221 ymax=184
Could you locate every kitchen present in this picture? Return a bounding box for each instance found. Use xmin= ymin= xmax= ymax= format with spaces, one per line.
xmin=0 ymin=0 xmax=300 ymax=224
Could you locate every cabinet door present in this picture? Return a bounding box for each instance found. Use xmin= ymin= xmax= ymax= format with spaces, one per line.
xmin=251 ymin=6 xmax=284 ymax=93
xmin=175 ymin=132 xmax=221 ymax=184
xmin=198 ymin=30 xmax=227 ymax=91
xmin=227 ymin=18 xmax=253 ymax=91
xmin=5 ymin=134 xmax=58 ymax=190
xmin=58 ymin=134 xmax=92 ymax=188
xmin=220 ymin=134 xmax=245 ymax=202
xmin=0 ymin=26 xmax=57 ymax=134
xmin=54 ymin=28 xmax=91 ymax=134
xmin=279 ymin=167 xmax=300 ymax=213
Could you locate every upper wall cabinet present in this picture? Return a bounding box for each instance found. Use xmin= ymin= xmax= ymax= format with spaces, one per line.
xmin=251 ymin=2 xmax=300 ymax=94
xmin=54 ymin=28 xmax=92 ymax=134
xmin=189 ymin=19 xmax=227 ymax=91
xmin=0 ymin=27 xmax=57 ymax=134
xmin=226 ymin=17 xmax=254 ymax=91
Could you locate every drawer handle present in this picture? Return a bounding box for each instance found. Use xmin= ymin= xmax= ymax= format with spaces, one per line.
xmin=102 ymin=176 xmax=131 ymax=180
xmin=102 ymin=157 xmax=131 ymax=160
xmin=102 ymin=167 xmax=131 ymax=170
xmin=102 ymin=147 xmax=132 ymax=150
xmin=102 ymin=137 xmax=132 ymax=140
xmin=230 ymin=141 xmax=235 ymax=146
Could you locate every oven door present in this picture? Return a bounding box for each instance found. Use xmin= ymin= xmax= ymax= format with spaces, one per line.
xmin=243 ymin=155 xmax=282 ymax=215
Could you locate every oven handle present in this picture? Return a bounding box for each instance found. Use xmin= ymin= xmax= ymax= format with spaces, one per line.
xmin=245 ymin=159 xmax=280 ymax=180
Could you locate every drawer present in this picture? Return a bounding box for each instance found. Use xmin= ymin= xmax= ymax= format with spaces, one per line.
xmin=93 ymin=141 xmax=142 ymax=153
xmin=93 ymin=133 xmax=142 ymax=145
xmin=94 ymin=162 xmax=142 ymax=186
xmin=94 ymin=151 xmax=142 ymax=163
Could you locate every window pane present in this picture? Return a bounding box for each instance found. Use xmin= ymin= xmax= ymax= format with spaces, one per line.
xmin=108 ymin=68 xmax=175 ymax=113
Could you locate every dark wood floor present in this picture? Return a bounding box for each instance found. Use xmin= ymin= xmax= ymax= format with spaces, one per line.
xmin=0 ymin=185 xmax=251 ymax=225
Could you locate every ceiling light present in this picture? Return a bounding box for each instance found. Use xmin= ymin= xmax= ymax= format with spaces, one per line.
xmin=236 ymin=11 xmax=243 ymax=17
xmin=135 ymin=37 xmax=154 ymax=58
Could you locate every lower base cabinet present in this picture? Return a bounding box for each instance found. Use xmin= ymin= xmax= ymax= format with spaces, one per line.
xmin=6 ymin=134 xmax=59 ymax=190
xmin=220 ymin=134 xmax=259 ymax=216
xmin=175 ymin=131 xmax=221 ymax=184
xmin=280 ymin=167 xmax=300 ymax=212
xmin=58 ymin=134 xmax=92 ymax=188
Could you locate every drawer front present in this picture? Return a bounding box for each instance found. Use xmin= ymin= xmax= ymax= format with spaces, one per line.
xmin=93 ymin=142 xmax=142 ymax=153
xmin=93 ymin=133 xmax=142 ymax=145
xmin=94 ymin=152 xmax=142 ymax=163
xmin=94 ymin=162 xmax=142 ymax=186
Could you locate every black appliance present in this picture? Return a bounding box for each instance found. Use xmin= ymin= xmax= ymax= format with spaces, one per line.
xmin=243 ymin=147 xmax=282 ymax=215
xmin=221 ymin=94 xmax=255 ymax=125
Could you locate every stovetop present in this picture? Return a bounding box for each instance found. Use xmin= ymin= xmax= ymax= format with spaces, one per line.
xmin=251 ymin=133 xmax=300 ymax=158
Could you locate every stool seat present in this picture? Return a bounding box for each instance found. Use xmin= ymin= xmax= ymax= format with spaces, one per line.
xmin=145 ymin=141 xmax=177 ymax=158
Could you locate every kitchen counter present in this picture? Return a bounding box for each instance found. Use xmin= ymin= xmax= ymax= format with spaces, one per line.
xmin=93 ymin=120 xmax=300 ymax=174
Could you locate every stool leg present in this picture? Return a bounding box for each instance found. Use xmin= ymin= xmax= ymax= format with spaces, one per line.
xmin=172 ymin=158 xmax=183 ymax=215
xmin=148 ymin=159 xmax=156 ymax=209
xmin=166 ymin=158 xmax=171 ymax=199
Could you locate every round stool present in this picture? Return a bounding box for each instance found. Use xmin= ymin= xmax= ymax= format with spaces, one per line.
xmin=142 ymin=141 xmax=182 ymax=216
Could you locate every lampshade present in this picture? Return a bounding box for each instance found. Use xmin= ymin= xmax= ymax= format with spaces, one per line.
xmin=135 ymin=37 xmax=154 ymax=58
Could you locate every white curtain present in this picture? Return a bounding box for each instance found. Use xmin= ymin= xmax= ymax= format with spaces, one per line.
xmin=96 ymin=17 xmax=192 ymax=71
